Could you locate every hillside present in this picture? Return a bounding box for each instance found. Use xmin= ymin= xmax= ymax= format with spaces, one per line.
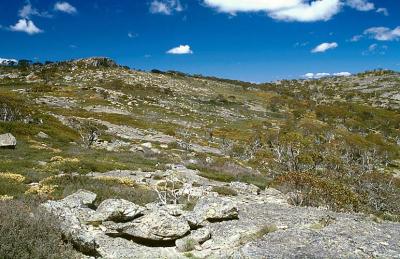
xmin=0 ymin=58 xmax=399 ymax=258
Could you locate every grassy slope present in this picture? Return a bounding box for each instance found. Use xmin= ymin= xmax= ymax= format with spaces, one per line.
xmin=0 ymin=62 xmax=399 ymax=220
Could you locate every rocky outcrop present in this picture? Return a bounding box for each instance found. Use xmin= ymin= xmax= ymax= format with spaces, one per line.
xmin=73 ymin=57 xmax=118 ymax=68
xmin=186 ymin=196 xmax=239 ymax=227
xmin=123 ymin=210 xmax=190 ymax=241
xmin=40 ymin=185 xmax=400 ymax=259
xmin=96 ymin=199 xmax=145 ymax=222
xmin=0 ymin=133 xmax=17 ymax=149
xmin=40 ymin=190 xmax=240 ymax=257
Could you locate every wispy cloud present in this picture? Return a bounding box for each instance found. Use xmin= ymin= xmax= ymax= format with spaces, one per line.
xmin=311 ymin=42 xmax=338 ymax=53
xmin=128 ymin=32 xmax=138 ymax=38
xmin=167 ymin=45 xmax=193 ymax=55
xmin=350 ymin=35 xmax=363 ymax=42
xmin=18 ymin=2 xmax=52 ymax=18
xmin=364 ymin=26 xmax=400 ymax=41
xmin=346 ymin=0 xmax=374 ymax=11
xmin=376 ymin=8 xmax=389 ymax=16
xmin=149 ymin=0 xmax=183 ymax=15
xmin=10 ymin=19 xmax=43 ymax=35
xmin=54 ymin=2 xmax=77 ymax=14
xmin=362 ymin=43 xmax=388 ymax=55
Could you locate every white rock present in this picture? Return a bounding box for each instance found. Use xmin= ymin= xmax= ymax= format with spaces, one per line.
xmin=0 ymin=133 xmax=17 ymax=148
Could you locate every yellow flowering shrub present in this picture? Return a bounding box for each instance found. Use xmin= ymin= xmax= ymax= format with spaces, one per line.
xmin=25 ymin=185 xmax=57 ymax=197
xmin=0 ymin=195 xmax=14 ymax=201
xmin=94 ymin=176 xmax=136 ymax=187
xmin=0 ymin=173 xmax=26 ymax=183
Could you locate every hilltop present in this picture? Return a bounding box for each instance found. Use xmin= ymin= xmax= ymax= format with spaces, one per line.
xmin=0 ymin=58 xmax=399 ymax=258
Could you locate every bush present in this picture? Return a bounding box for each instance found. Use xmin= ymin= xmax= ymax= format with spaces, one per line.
xmin=273 ymin=172 xmax=361 ymax=212
xmin=0 ymin=199 xmax=78 ymax=259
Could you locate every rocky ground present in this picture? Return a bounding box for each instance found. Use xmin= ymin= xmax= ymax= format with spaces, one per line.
xmin=41 ymin=166 xmax=400 ymax=258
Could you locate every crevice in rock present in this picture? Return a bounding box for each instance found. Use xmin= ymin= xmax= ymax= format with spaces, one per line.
xmin=106 ymin=233 xmax=178 ymax=247
xmin=207 ymin=217 xmax=238 ymax=223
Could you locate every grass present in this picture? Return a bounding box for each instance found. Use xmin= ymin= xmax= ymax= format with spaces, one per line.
xmin=189 ymin=164 xmax=270 ymax=189
xmin=212 ymin=186 xmax=238 ymax=196
xmin=41 ymin=174 xmax=158 ymax=206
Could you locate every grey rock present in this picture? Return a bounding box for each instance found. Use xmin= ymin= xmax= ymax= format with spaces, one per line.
xmin=37 ymin=131 xmax=49 ymax=139
xmin=186 ymin=196 xmax=239 ymax=227
xmin=41 ymin=200 xmax=98 ymax=254
xmin=96 ymin=199 xmax=144 ymax=222
xmin=230 ymin=182 xmax=260 ymax=195
xmin=94 ymin=234 xmax=185 ymax=259
xmin=264 ymin=187 xmax=283 ymax=196
xmin=61 ymin=189 xmax=97 ymax=208
xmin=123 ymin=210 xmax=190 ymax=241
xmin=0 ymin=133 xmax=16 ymax=148
xmin=175 ymin=228 xmax=211 ymax=252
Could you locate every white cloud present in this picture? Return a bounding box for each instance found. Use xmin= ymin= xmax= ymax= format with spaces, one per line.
xmin=150 ymin=0 xmax=183 ymax=15
xmin=346 ymin=0 xmax=374 ymax=11
xmin=270 ymin=0 xmax=342 ymax=22
xmin=311 ymin=42 xmax=338 ymax=53
xmin=54 ymin=2 xmax=77 ymax=14
xmin=303 ymin=71 xmax=351 ymax=79
xmin=10 ymin=19 xmax=43 ymax=35
xmin=376 ymin=8 xmax=389 ymax=16
xmin=203 ymin=0 xmax=381 ymax=22
xmin=303 ymin=72 xmax=330 ymax=79
xmin=334 ymin=72 xmax=352 ymax=76
xmin=167 ymin=45 xmax=193 ymax=54
xmin=204 ymin=0 xmax=342 ymax=22
xmin=0 ymin=58 xmax=18 ymax=65
xmin=19 ymin=3 xmax=52 ymax=18
xmin=364 ymin=26 xmax=400 ymax=41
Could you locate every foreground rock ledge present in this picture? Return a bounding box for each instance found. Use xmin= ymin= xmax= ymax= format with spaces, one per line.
xmin=41 ymin=189 xmax=400 ymax=258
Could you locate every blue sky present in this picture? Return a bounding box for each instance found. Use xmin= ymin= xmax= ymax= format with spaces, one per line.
xmin=0 ymin=0 xmax=399 ymax=82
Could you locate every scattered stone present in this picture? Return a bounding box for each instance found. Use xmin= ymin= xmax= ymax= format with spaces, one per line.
xmin=37 ymin=131 xmax=49 ymax=139
xmin=141 ymin=142 xmax=153 ymax=148
xmin=0 ymin=133 xmax=17 ymax=148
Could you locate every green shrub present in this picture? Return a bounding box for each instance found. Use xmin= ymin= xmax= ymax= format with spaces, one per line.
xmin=273 ymin=172 xmax=361 ymax=212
